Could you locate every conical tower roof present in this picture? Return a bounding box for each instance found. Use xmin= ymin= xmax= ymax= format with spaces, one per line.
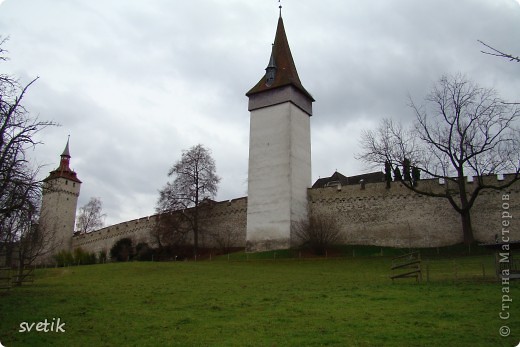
xmin=246 ymin=15 xmax=314 ymax=102
xmin=61 ymin=137 xmax=71 ymax=157
xmin=43 ymin=138 xmax=81 ymax=183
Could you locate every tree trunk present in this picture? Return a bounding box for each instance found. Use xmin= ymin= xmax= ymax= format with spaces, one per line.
xmin=457 ymin=172 xmax=474 ymax=245
xmin=4 ymin=243 xmax=13 ymax=267
xmin=460 ymin=209 xmax=475 ymax=245
xmin=14 ymin=266 xmax=24 ymax=287
xmin=14 ymin=249 xmax=24 ymax=287
xmin=193 ymin=206 xmax=199 ymax=258
xmin=193 ymin=174 xmax=199 ymax=259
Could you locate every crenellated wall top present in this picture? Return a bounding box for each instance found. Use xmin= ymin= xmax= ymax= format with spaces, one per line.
xmin=72 ymin=196 xmax=248 ymax=241
xmin=309 ymin=174 xmax=519 ymax=201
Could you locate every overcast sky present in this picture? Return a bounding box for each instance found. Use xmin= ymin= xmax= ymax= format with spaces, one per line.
xmin=1 ymin=0 xmax=519 ymax=226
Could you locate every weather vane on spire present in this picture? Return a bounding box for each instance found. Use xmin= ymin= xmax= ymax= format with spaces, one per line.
xmin=278 ymin=0 xmax=282 ymax=16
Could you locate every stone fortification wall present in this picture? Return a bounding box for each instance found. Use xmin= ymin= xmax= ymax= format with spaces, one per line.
xmin=198 ymin=197 xmax=247 ymax=248
xmin=72 ymin=197 xmax=248 ymax=256
xmin=72 ymin=215 xmax=160 ymax=255
xmin=308 ymin=175 xmax=520 ymax=248
xmin=71 ymin=176 xmax=519 ymax=255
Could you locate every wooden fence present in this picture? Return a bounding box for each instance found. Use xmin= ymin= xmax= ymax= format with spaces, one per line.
xmin=391 ymin=251 xmax=422 ymax=282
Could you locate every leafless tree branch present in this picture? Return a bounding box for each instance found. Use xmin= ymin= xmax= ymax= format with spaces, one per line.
xmin=155 ymin=144 xmax=220 ymax=256
xmin=76 ymin=197 xmax=106 ymax=233
xmin=0 ymin=37 xmax=58 ymax=272
xmin=359 ymin=74 xmax=520 ymax=244
xmin=478 ymin=40 xmax=520 ymax=63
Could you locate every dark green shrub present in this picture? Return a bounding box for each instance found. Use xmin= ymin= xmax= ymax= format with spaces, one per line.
xmin=53 ymin=248 xmax=96 ymax=266
xmin=53 ymin=250 xmax=74 ymax=267
xmin=135 ymin=242 xmax=154 ymax=261
xmin=73 ymin=247 xmax=96 ymax=265
xmin=110 ymin=238 xmax=134 ymax=261
xmin=98 ymin=249 xmax=107 ymax=263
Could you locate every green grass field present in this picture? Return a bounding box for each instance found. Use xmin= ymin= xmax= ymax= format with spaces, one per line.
xmin=0 ymin=250 xmax=518 ymax=346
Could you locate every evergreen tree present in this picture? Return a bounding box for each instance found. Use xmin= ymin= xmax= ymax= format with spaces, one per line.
xmin=412 ymin=166 xmax=421 ymax=186
xmin=403 ymin=158 xmax=411 ymax=181
xmin=393 ymin=167 xmax=402 ymax=181
xmin=384 ymin=161 xmax=392 ymax=188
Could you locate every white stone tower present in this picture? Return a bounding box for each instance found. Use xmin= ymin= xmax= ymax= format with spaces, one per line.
xmin=245 ymin=12 xmax=314 ymax=252
xmin=40 ymin=138 xmax=81 ymax=256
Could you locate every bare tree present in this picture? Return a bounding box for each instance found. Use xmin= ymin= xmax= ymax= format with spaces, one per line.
xmin=209 ymin=227 xmax=242 ymax=253
xmin=292 ymin=213 xmax=342 ymax=255
xmin=13 ymin=202 xmax=56 ymax=284
xmin=478 ymin=40 xmax=520 ymax=63
xmin=76 ymin=197 xmax=105 ymax=233
xmin=0 ymin=37 xmax=57 ymax=267
xmin=0 ymin=181 xmax=59 ymax=284
xmin=359 ymin=74 xmax=520 ymax=244
xmin=157 ymin=144 xmax=220 ymax=256
xmin=151 ymin=212 xmax=189 ymax=250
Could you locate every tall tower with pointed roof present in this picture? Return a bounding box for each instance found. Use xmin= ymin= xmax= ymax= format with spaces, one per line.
xmin=245 ymin=12 xmax=314 ymax=252
xmin=39 ymin=138 xmax=82 ymax=257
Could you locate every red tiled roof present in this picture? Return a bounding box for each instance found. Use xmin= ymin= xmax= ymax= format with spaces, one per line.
xmin=43 ymin=168 xmax=82 ymax=183
xmin=43 ymin=142 xmax=82 ymax=184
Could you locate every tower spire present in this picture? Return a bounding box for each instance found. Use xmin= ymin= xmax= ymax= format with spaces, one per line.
xmin=61 ymin=135 xmax=71 ymax=158
xmin=59 ymin=136 xmax=72 ymax=173
xmin=43 ymin=137 xmax=81 ymax=183
xmin=246 ymin=10 xmax=314 ymax=114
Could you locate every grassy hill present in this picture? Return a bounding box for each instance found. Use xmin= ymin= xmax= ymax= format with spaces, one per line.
xmin=0 ymin=250 xmax=518 ymax=346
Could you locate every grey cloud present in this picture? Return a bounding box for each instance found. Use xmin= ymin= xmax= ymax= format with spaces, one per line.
xmin=1 ymin=0 xmax=518 ymax=225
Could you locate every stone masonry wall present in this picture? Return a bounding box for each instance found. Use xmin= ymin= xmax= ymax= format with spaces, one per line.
xmin=198 ymin=197 xmax=247 ymax=249
xmin=71 ymin=176 xmax=519 ymax=255
xmin=308 ymin=175 xmax=520 ymax=248
xmin=72 ymin=215 xmax=160 ymax=256
xmin=72 ymin=197 xmax=248 ymax=256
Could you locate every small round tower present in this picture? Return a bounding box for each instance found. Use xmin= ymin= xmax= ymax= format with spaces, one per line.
xmin=39 ymin=138 xmax=81 ymax=257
